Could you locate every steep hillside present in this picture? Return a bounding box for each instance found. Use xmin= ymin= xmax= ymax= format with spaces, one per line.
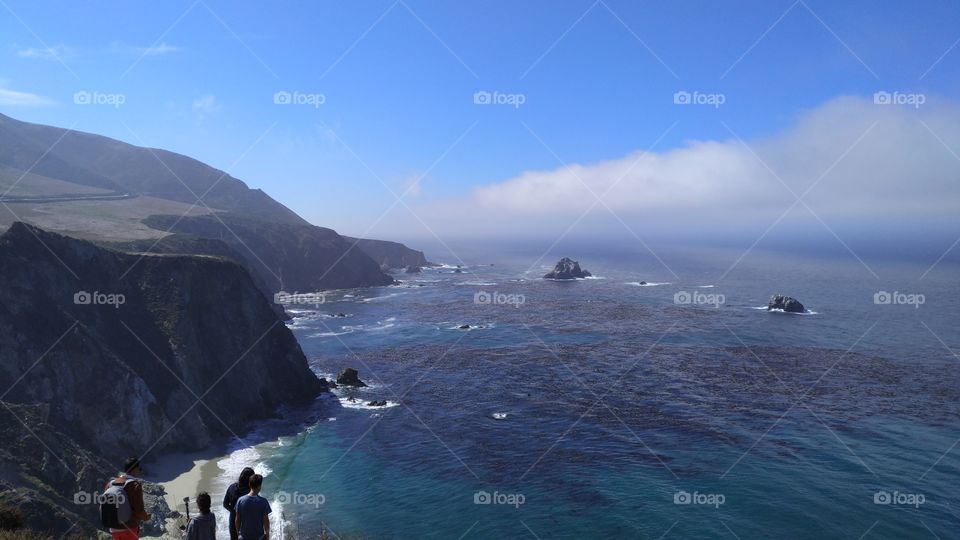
xmin=0 ymin=113 xmax=303 ymax=225
xmin=343 ymin=236 xmax=436 ymax=268
xmin=0 ymin=222 xmax=328 ymax=535
xmin=0 ymin=112 xmax=426 ymax=289
xmin=142 ymin=214 xmax=395 ymax=291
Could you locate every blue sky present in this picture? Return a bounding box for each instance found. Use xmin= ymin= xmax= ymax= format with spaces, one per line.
xmin=1 ymin=0 xmax=958 ymax=241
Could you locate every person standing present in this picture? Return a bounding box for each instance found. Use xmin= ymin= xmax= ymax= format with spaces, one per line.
xmin=222 ymin=467 xmax=255 ymax=540
xmin=234 ymin=474 xmax=271 ymax=540
xmin=183 ymin=492 xmax=216 ymax=540
xmin=104 ymin=457 xmax=151 ymax=540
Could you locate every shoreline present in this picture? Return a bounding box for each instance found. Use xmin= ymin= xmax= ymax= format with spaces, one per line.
xmin=150 ymin=447 xmax=232 ymax=538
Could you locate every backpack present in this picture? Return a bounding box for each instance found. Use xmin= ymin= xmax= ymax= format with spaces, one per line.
xmin=100 ymin=478 xmax=134 ymax=529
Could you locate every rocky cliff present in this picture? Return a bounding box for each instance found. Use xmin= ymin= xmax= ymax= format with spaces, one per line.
xmin=0 ymin=222 xmax=326 ymax=535
xmin=341 ymin=236 xmax=435 ymax=269
xmin=142 ymin=214 xmax=395 ymax=291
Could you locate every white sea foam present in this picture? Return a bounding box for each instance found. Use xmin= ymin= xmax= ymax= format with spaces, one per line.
xmin=446 ymin=323 xmax=492 ymax=331
xmin=625 ymin=281 xmax=671 ymax=287
xmin=309 ymin=329 xmax=353 ymax=338
xmin=492 ymin=412 xmax=508 ymax=420
xmin=338 ymin=396 xmax=399 ymax=410
xmin=212 ymin=445 xmax=280 ymax=538
xmin=362 ymin=292 xmax=407 ymax=302
xmin=752 ymin=306 xmax=819 ymax=315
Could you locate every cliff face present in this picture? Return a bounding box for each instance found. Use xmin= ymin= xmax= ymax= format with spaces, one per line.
xmin=0 ymin=222 xmax=326 ymax=534
xmin=142 ymin=214 xmax=395 ymax=291
xmin=342 ymin=236 xmax=435 ymax=269
xmin=107 ymin=233 xmax=288 ymax=320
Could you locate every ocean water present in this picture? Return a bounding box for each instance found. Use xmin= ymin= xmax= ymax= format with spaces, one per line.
xmin=219 ymin=246 xmax=958 ymax=539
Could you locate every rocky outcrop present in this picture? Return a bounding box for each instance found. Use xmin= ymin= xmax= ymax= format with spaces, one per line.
xmin=342 ymin=236 xmax=435 ymax=269
xmin=336 ymin=368 xmax=367 ymax=387
xmin=768 ymin=294 xmax=805 ymax=313
xmin=544 ymin=257 xmax=592 ymax=280
xmin=405 ymin=265 xmax=422 ymax=274
xmin=0 ymin=222 xmax=327 ymax=536
xmin=141 ymin=214 xmax=395 ymax=291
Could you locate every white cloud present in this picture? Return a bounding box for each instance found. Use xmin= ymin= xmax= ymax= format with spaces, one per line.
xmin=105 ymin=42 xmax=182 ymax=57
xmin=138 ymin=42 xmax=182 ymax=56
xmin=0 ymin=85 xmax=55 ymax=107
xmin=16 ymin=42 xmax=181 ymax=59
xmin=191 ymin=94 xmax=220 ymax=119
xmin=398 ymin=96 xmax=960 ymax=237
xmin=15 ymin=45 xmax=69 ymax=60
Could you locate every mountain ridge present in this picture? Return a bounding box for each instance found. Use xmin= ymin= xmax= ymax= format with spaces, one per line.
xmin=0 ymin=112 xmax=429 ymax=290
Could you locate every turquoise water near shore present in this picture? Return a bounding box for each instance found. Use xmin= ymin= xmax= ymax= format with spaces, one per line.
xmin=221 ymin=246 xmax=959 ymax=539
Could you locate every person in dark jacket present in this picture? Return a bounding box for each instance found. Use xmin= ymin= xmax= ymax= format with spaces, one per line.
xmin=222 ymin=468 xmax=255 ymax=540
xmin=184 ymin=492 xmax=216 ymax=540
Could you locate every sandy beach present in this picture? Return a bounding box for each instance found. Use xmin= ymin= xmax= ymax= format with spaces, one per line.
xmin=150 ymin=448 xmax=231 ymax=538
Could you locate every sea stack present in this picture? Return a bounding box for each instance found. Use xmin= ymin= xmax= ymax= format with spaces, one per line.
xmin=336 ymin=367 xmax=368 ymax=387
xmin=767 ymin=294 xmax=805 ymax=313
xmin=544 ymin=257 xmax=592 ymax=280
